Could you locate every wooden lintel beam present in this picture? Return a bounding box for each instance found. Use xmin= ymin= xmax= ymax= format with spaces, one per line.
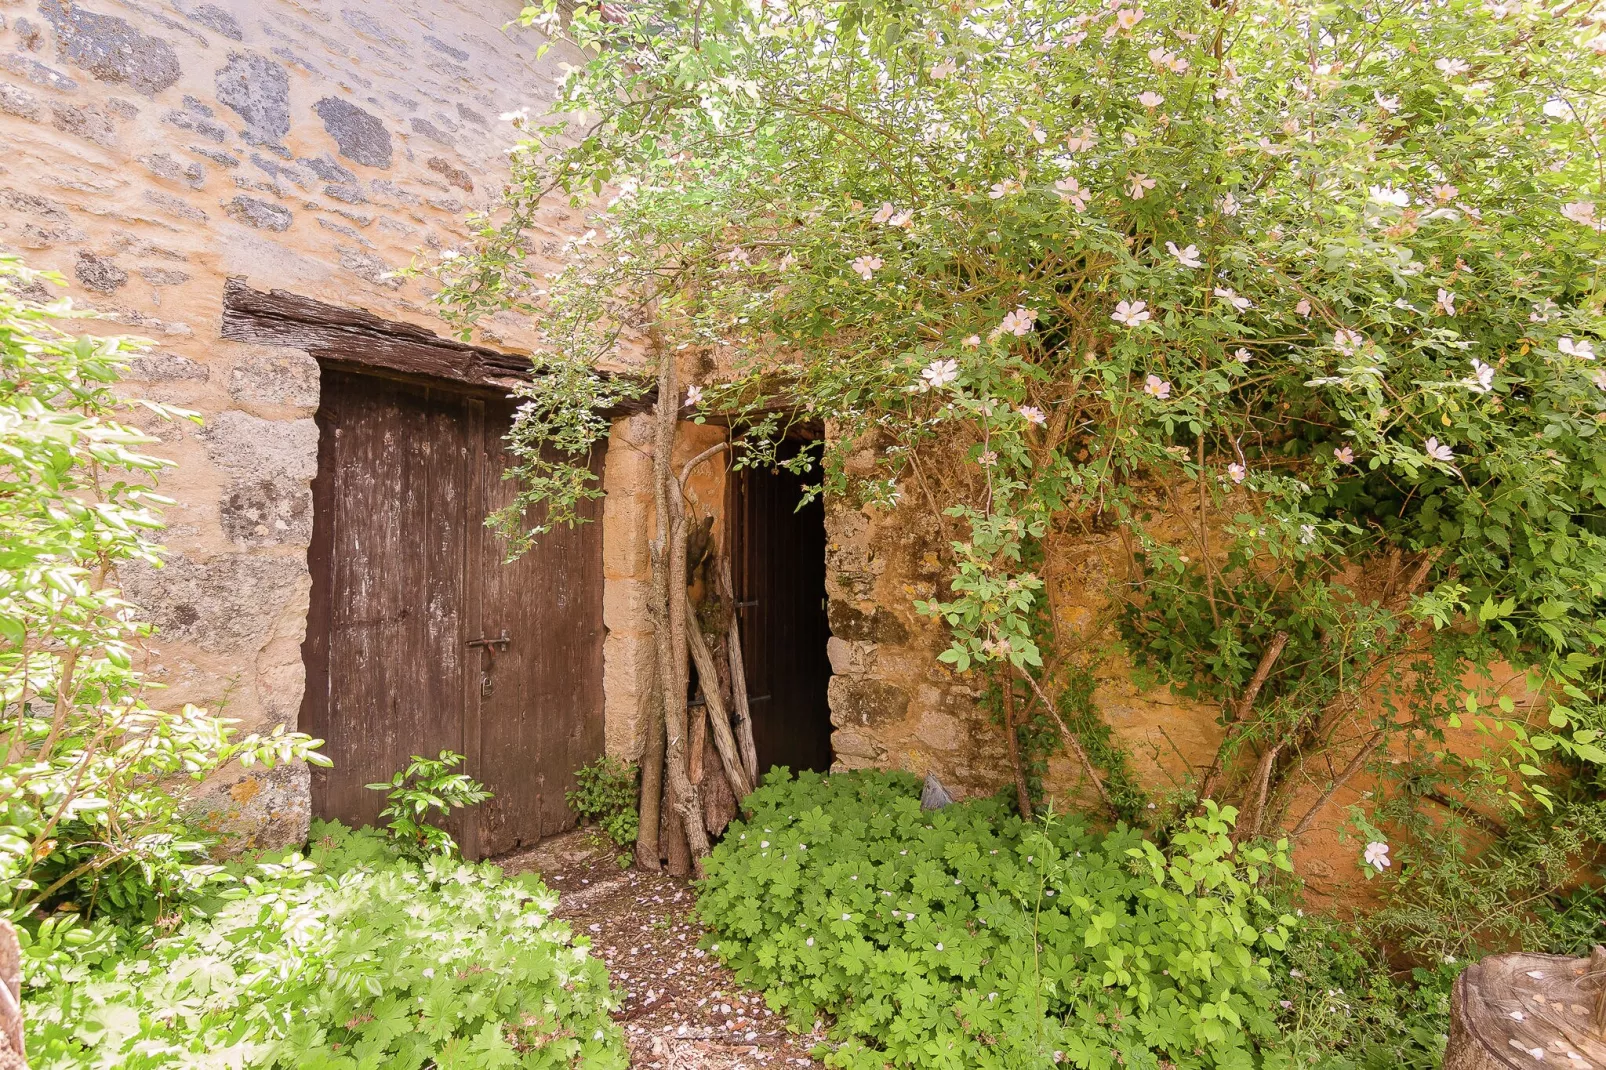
xmin=219 ymin=278 xmax=656 ymax=418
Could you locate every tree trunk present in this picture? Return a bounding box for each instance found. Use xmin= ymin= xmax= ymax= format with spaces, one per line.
xmin=634 ymin=687 xmax=665 ymax=871
xmin=0 ymin=919 xmax=24 ymax=1070
xmin=1001 ymin=674 xmax=1033 ymax=820
xmin=1443 ymin=948 xmax=1606 ymax=1069
xmin=659 ymin=758 xmax=691 ymax=877
xmin=651 ymin=351 xmax=711 ymax=876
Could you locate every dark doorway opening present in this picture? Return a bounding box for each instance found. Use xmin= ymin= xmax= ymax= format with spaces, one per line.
xmin=300 ymin=366 xmax=607 ymax=859
xmin=728 ymin=437 xmax=833 ymax=775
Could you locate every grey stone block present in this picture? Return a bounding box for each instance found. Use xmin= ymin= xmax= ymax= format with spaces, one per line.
xmin=38 ymin=0 xmax=181 ymax=97
xmin=74 ymin=251 xmax=127 ymax=294
xmin=216 ymin=53 xmax=290 ymax=142
xmin=219 ymin=477 xmax=312 ymax=546
xmin=186 ymin=3 xmax=243 ymax=41
xmin=201 ymin=411 xmax=318 ymax=482
xmin=313 ymin=96 xmax=391 ymax=168
xmin=224 ymin=195 xmax=292 ymax=231
xmin=119 ymin=551 xmax=303 ymax=654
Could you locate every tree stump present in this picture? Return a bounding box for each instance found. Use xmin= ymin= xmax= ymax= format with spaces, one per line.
xmin=1445 ymin=947 xmax=1606 ymax=1069
xmin=0 ymin=918 xmax=25 ymax=1070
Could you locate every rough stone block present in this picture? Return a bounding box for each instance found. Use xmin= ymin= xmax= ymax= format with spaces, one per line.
xmin=827 ymin=600 xmax=910 ymax=643
xmin=74 ymin=251 xmax=127 ymax=293
xmin=0 ymin=81 xmax=41 ymax=122
xmin=201 ymin=411 xmax=318 ymax=482
xmin=129 ymin=352 xmax=208 ymax=382
xmin=220 ymin=477 xmax=312 ymax=547
xmin=119 ymin=551 xmax=305 ymax=655
xmin=828 ymin=676 xmax=912 ymax=729
xmin=602 ymin=577 xmax=650 ymax=632
xmin=224 ymin=195 xmax=292 ymax=231
xmin=313 ymin=96 xmax=392 ymax=168
xmin=228 ymin=346 xmax=319 ymax=409
xmin=185 ymin=3 xmax=243 ymax=41
xmin=827 ymin=636 xmax=875 ymax=675
xmin=216 ymin=53 xmax=291 ymax=143
xmin=831 ymin=728 xmax=883 ymax=761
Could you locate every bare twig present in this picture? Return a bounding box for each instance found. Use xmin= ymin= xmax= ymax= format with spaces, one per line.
xmin=1288 ymin=728 xmax=1387 ymax=840
xmin=1196 ymin=630 xmax=1289 ymax=802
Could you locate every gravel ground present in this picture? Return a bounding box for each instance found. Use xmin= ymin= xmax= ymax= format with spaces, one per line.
xmin=499 ymin=831 xmax=827 ymax=1069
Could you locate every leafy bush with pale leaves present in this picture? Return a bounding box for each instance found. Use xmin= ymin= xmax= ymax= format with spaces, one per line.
xmin=21 ymin=821 xmax=626 ymax=1070
xmin=698 ymin=770 xmax=1296 ymax=1070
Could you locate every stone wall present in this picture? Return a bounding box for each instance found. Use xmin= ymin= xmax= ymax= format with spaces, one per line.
xmin=0 ymin=0 xmax=612 ymax=850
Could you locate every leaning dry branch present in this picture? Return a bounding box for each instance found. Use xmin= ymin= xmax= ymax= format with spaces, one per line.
xmin=1288 ymin=726 xmax=1387 ymax=841
xmin=684 ymin=592 xmax=755 ymax=800
xmin=1196 ymin=630 xmax=1289 ymax=803
xmin=715 ymin=554 xmax=759 ymax=783
xmin=1014 ymin=664 xmax=1113 ymax=814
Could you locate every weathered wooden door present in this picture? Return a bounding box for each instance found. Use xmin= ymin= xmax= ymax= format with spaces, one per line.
xmin=729 ymin=438 xmax=833 ymax=774
xmin=301 ymin=369 xmax=606 ymax=859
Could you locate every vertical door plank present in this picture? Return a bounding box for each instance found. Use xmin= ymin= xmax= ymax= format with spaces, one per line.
xmin=307 ymin=371 xmax=470 ymax=832
xmin=472 ymin=396 xmax=608 ymax=855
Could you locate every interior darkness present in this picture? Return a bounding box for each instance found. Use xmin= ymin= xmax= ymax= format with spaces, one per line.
xmin=729 ymin=437 xmax=833 ymax=775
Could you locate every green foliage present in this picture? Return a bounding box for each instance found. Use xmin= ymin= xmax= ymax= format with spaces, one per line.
xmin=697 ymin=770 xmax=1297 ymax=1070
xmin=565 ymin=757 xmax=639 ymax=854
xmin=423 ymin=0 xmax=1606 ymax=839
xmin=0 ymin=257 xmax=326 ymax=922
xmin=1271 ymin=916 xmax=1456 ymax=1070
xmin=365 ymin=750 xmax=491 ymax=860
xmin=20 ymin=821 xmax=627 ymax=1070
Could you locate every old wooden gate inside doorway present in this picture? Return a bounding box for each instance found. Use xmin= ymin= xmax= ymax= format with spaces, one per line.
xmin=224 ymin=282 xmax=608 ymax=861
xmin=728 ymin=436 xmax=833 ymax=775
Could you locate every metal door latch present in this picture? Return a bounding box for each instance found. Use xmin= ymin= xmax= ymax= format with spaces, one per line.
xmin=466 ymin=629 xmax=511 ymax=660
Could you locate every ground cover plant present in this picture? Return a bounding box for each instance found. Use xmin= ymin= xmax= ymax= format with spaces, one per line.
xmin=699 ymin=770 xmax=1296 ymax=1070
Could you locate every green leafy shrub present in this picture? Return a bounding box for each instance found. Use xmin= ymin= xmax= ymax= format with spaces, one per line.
xmin=21 ymin=821 xmax=626 ymax=1070
xmin=697 ymin=770 xmax=1296 ymax=1070
xmin=366 ymin=750 xmax=491 ymax=859
xmin=565 ymin=757 xmax=639 ymax=853
xmin=0 ymin=257 xmax=325 ymax=922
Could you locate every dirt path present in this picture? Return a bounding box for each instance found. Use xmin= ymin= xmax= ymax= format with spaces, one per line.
xmin=500 ymin=832 xmax=826 ymax=1069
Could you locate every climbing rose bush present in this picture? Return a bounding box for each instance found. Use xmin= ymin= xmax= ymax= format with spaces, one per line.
xmin=433 ymin=0 xmax=1606 ymax=822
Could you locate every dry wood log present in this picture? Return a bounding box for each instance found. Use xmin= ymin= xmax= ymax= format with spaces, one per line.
xmin=0 ymin=918 xmax=24 ymax=1070
xmin=634 ymin=688 xmax=665 ymax=871
xmin=701 ymin=730 xmax=738 ymax=836
xmin=688 ymin=697 xmax=707 ymax=785
xmin=1444 ymin=948 xmax=1606 ymax=1070
xmin=684 ymin=594 xmax=756 ymax=801
xmin=715 ymin=553 xmax=760 ymax=784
